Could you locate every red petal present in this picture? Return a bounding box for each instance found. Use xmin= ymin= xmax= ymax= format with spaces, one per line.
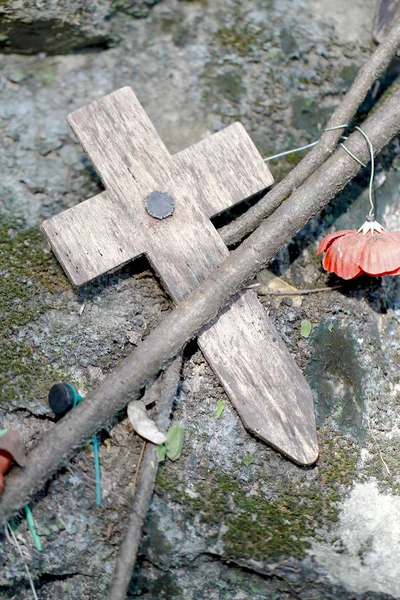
xmin=386 ymin=231 xmax=400 ymax=245
xmin=359 ymin=231 xmax=400 ymax=276
xmin=322 ymin=232 xmax=366 ymax=279
xmin=386 ymin=265 xmax=400 ymax=276
xmin=317 ymin=230 xmax=356 ymax=254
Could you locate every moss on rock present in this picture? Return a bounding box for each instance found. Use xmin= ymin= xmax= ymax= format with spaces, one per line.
xmin=155 ymin=425 xmax=359 ymax=562
xmin=214 ymin=26 xmax=260 ymax=56
xmin=0 ymin=215 xmax=68 ymax=408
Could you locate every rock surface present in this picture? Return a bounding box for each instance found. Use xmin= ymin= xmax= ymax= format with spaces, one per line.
xmin=1 ymin=0 xmax=400 ymax=598
xmin=0 ymin=0 xmax=161 ymax=54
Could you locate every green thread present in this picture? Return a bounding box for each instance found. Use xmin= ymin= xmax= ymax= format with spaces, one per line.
xmin=92 ymin=434 xmax=102 ymax=506
xmin=24 ymin=506 xmax=42 ymax=552
xmin=67 ymin=383 xmax=102 ymax=505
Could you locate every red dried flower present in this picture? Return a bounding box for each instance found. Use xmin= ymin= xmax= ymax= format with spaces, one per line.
xmin=317 ymin=219 xmax=400 ymax=280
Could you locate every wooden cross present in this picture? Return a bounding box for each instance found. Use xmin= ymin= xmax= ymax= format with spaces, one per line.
xmin=41 ymin=87 xmax=318 ymax=465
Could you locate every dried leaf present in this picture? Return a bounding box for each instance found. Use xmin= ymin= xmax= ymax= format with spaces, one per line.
xmin=300 ymin=319 xmax=312 ymax=338
xmin=257 ymin=270 xmax=303 ymax=307
xmin=215 ymin=400 xmax=224 ymax=419
xmin=127 ymin=400 xmax=167 ymax=445
xmin=165 ymin=422 xmax=184 ymax=461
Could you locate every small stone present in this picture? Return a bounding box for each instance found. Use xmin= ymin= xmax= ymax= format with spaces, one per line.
xmin=127 ymin=331 xmax=142 ymax=345
xmin=281 ymin=297 xmax=293 ymax=307
xmin=6 ymin=69 xmax=25 ymax=84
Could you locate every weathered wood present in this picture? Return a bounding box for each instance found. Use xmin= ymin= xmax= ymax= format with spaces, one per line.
xmin=373 ymin=0 xmax=400 ymax=53
xmin=109 ymin=356 xmax=182 ymax=600
xmin=2 ymin=88 xmax=398 ymax=525
xmin=41 ymin=86 xmax=318 ymax=465
xmin=199 ymin=291 xmax=317 ymax=462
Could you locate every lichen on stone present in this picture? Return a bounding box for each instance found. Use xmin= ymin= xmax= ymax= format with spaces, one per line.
xmin=0 ymin=215 xmax=68 ymax=411
xmin=154 ymin=424 xmax=360 ymax=562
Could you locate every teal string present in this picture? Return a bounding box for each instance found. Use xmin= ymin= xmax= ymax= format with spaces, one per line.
xmin=91 ymin=435 xmax=102 ymax=506
xmin=69 ymin=384 xmax=84 ymax=408
xmin=69 ymin=384 xmax=102 ymax=506
xmin=24 ymin=506 xmax=42 ymax=552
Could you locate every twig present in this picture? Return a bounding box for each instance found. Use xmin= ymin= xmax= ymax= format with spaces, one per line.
xmin=0 ymin=86 xmax=399 ymax=524
xmin=131 ymin=441 xmax=146 ymax=495
xmin=107 ymin=355 xmax=182 ymax=600
xmin=220 ymin=17 xmax=400 ymax=247
xmin=256 ymin=285 xmax=342 ymax=296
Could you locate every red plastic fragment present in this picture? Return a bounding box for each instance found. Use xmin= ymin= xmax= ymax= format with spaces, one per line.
xmin=317 ymin=222 xmax=400 ymax=280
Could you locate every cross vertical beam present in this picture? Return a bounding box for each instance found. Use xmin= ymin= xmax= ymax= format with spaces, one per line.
xmin=42 ymin=87 xmax=318 ymax=465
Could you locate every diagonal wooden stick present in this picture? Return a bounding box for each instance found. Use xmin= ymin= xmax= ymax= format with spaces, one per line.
xmin=108 ymin=355 xmax=182 ymax=600
xmin=0 ymin=87 xmax=399 ymax=525
xmin=220 ymin=17 xmax=400 ymax=247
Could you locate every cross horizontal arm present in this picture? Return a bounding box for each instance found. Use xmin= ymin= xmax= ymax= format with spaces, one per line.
xmin=175 ymin=123 xmax=274 ymax=218
xmin=41 ymin=191 xmax=144 ymax=287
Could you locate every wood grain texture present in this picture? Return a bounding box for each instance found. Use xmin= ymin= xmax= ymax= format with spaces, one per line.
xmin=199 ymin=291 xmax=317 ymax=465
xmin=373 ymin=0 xmax=400 ymax=52
xmin=41 ymin=86 xmax=318 ymax=465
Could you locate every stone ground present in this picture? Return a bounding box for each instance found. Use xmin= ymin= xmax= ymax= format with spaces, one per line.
xmin=1 ymin=0 xmax=400 ymax=598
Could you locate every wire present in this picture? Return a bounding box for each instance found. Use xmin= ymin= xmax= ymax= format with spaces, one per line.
xmin=0 ymin=430 xmax=41 ymax=552
xmin=264 ymin=124 xmax=349 ymax=162
xmin=263 ymin=141 xmax=318 ymax=161
xmin=339 ymin=127 xmax=375 ymax=215
xmin=339 ymin=143 xmax=367 ymax=168
xmin=354 ymin=126 xmax=375 ymax=217
xmin=264 ymin=122 xmax=376 ymax=217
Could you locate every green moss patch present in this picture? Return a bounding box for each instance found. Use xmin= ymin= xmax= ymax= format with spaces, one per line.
xmin=0 ymin=216 xmax=68 ymax=407
xmin=156 ymin=426 xmax=359 ymax=561
xmin=0 ymin=216 xmax=67 ymax=328
xmin=361 ymin=436 xmax=400 ymax=494
xmin=214 ymin=26 xmax=260 ymax=56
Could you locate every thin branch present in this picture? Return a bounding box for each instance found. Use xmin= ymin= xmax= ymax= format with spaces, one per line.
xmin=0 ymin=87 xmax=399 ymax=525
xmin=131 ymin=441 xmax=146 ymax=495
xmin=256 ymin=286 xmax=342 ymax=296
xmin=220 ymin=17 xmax=400 ymax=247
xmin=108 ymin=355 xmax=182 ymax=600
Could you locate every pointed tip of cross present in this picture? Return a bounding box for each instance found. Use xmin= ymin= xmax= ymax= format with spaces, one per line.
xmin=296 ymin=445 xmax=319 ymax=467
xmin=273 ymin=438 xmax=319 ymax=467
